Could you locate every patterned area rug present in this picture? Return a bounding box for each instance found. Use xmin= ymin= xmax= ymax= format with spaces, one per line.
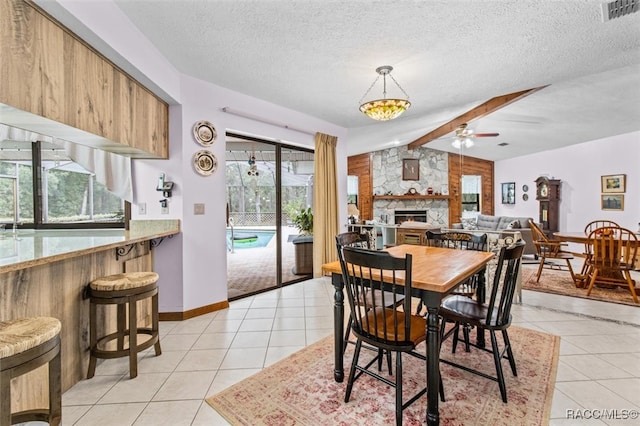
xmin=521 ymin=264 xmax=639 ymax=306
xmin=207 ymin=326 xmax=559 ymax=425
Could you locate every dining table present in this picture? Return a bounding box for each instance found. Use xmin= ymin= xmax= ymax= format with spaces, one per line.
xmin=322 ymin=244 xmax=495 ymax=426
xmin=553 ymin=231 xmax=640 ymax=272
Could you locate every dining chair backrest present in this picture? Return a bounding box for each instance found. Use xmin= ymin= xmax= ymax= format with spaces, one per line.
xmin=340 ymin=246 xmax=415 ymax=351
xmin=587 ymin=226 xmax=638 ymax=271
xmin=584 ymin=220 xmax=620 ymax=235
xmin=425 ymin=231 xmax=487 ymax=251
xmin=335 ymin=231 xmax=371 ymax=271
xmin=484 ymin=241 xmax=525 ymax=328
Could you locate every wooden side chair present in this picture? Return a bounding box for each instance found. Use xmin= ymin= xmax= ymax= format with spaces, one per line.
xmin=439 ymin=241 xmax=526 ymax=403
xmin=578 ymin=220 xmax=620 ymax=280
xmin=528 ymin=220 xmax=577 ymax=285
xmin=340 ymin=246 xmax=443 ymax=426
xmin=585 ymin=226 xmax=638 ymax=303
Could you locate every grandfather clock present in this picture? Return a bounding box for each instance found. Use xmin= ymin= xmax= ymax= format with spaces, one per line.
xmin=535 ymin=177 xmax=561 ymax=235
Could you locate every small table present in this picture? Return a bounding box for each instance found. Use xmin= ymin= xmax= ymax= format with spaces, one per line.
xmin=322 ymin=245 xmax=494 ymax=426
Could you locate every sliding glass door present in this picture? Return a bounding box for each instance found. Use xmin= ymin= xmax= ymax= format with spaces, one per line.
xmin=226 ymin=134 xmax=314 ymax=300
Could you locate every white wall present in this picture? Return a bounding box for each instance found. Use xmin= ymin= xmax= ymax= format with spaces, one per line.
xmin=46 ymin=1 xmax=349 ymax=313
xmin=495 ymin=131 xmax=639 ymax=249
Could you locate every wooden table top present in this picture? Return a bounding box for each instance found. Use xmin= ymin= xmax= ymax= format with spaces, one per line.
xmin=554 ymin=231 xmax=640 ymax=245
xmin=322 ymin=244 xmax=495 ymax=293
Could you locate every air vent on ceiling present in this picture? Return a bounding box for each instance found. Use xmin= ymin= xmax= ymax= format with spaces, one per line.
xmin=601 ymin=0 xmax=639 ymax=21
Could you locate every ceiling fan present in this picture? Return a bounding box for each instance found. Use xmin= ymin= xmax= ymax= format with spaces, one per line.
xmin=451 ymin=123 xmax=499 ymax=149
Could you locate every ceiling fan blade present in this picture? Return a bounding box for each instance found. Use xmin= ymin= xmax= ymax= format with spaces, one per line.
xmin=473 ymin=133 xmax=500 ymax=137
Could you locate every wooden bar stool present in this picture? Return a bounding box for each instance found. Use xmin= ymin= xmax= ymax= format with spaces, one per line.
xmin=0 ymin=317 xmax=62 ymax=426
xmin=87 ymin=272 xmax=161 ymax=379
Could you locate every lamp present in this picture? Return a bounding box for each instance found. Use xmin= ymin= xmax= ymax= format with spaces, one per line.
xmin=452 ymin=137 xmax=474 ymax=149
xmin=347 ymin=203 xmax=360 ymax=224
xmin=359 ymin=65 xmax=411 ymax=121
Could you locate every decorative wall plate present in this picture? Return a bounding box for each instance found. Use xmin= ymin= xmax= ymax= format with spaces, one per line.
xmin=193 ymin=150 xmax=217 ymax=176
xmin=192 ymin=121 xmax=217 ymax=146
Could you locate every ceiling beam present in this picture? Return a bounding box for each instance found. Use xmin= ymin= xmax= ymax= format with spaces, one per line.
xmin=407 ymin=85 xmax=549 ymax=150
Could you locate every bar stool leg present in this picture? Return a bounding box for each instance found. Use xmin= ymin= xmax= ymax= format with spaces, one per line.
xmin=152 ymin=292 xmax=162 ymax=356
xmin=117 ymin=303 xmax=126 ymax=351
xmin=87 ymin=301 xmax=98 ymax=379
xmin=49 ymin=346 xmax=62 ymax=426
xmin=128 ymin=297 xmax=138 ymax=379
xmin=0 ymin=370 xmax=11 ymax=426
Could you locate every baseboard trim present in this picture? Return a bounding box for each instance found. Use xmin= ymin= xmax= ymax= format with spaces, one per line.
xmin=159 ymin=300 xmax=230 ymax=321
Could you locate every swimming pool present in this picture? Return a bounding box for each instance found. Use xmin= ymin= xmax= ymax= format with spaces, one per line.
xmin=226 ymin=229 xmax=275 ymax=249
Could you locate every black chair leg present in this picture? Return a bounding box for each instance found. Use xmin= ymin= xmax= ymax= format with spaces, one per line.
xmin=343 ymin=317 xmax=352 ymax=353
xmin=451 ymin=322 xmax=460 ymax=353
xmin=395 ymin=352 xmax=403 ymax=426
xmin=490 ymin=330 xmax=508 ymax=403
xmin=345 ymin=340 xmax=362 ymax=402
xmin=462 ymin=324 xmax=471 ymax=352
xmin=502 ymin=329 xmax=517 ymax=376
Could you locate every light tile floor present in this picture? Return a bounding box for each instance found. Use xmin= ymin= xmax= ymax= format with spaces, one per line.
xmin=46 ymin=269 xmax=640 ymax=425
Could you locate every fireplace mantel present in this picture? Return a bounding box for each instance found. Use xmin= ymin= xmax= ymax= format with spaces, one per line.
xmin=373 ymin=195 xmax=450 ymax=200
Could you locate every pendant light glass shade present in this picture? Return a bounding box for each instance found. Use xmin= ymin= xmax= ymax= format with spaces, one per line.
xmin=359 ymin=66 xmax=411 ymax=121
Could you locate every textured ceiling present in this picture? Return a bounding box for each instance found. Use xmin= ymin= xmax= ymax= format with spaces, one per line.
xmin=107 ymin=0 xmax=640 ymax=160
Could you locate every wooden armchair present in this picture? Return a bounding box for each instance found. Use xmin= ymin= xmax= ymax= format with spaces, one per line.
xmin=528 ymin=220 xmax=577 ymax=285
xmin=585 ymin=226 xmax=638 ymax=303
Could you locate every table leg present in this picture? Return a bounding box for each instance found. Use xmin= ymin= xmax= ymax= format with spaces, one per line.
xmin=332 ymin=273 xmax=344 ymax=383
xmin=426 ymin=306 xmax=440 ymax=426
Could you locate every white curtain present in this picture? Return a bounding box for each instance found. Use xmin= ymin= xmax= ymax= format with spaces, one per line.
xmin=57 ymin=141 xmax=133 ymax=202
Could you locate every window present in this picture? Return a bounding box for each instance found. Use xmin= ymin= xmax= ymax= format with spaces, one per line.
xmin=0 ymin=139 xmax=124 ymax=228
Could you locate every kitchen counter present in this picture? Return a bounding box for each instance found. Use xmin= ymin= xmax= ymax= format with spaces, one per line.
xmin=0 ymin=219 xmax=180 ymax=411
xmin=0 ymin=219 xmax=180 ymax=272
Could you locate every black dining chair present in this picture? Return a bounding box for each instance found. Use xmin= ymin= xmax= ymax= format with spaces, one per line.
xmin=335 ymin=232 xmax=403 ymax=373
xmin=339 ymin=246 xmax=444 ymax=426
xmin=439 ymin=241 xmax=525 ymax=403
xmin=417 ymin=231 xmax=488 ymax=319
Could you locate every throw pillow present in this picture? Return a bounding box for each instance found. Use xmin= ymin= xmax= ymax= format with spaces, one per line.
xmin=506 ymin=219 xmax=520 ymax=229
xmin=462 ymin=218 xmax=478 ymax=230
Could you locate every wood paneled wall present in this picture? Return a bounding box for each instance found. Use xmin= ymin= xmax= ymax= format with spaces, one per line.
xmin=0 ymin=0 xmax=168 ymax=158
xmin=347 ymin=153 xmax=373 ymax=220
xmin=448 ymin=154 xmax=494 ymax=227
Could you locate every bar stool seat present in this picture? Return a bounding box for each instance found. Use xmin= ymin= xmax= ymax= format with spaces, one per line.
xmin=87 ymin=272 xmax=161 ymax=379
xmin=0 ymin=316 xmax=62 ymax=426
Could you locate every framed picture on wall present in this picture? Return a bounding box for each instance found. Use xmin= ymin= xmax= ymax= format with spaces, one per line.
xmin=402 ymin=159 xmax=419 ymax=180
xmin=601 ymin=174 xmax=626 ymax=193
xmin=501 ymin=182 xmax=515 ymax=204
xmin=601 ymin=194 xmax=624 ymax=211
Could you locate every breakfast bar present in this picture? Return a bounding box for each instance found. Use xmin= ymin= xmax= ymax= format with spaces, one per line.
xmin=0 ymin=220 xmax=180 ymax=412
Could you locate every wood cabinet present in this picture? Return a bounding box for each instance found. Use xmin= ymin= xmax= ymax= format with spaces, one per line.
xmin=0 ymin=0 xmax=168 ymax=158
xmin=396 ymin=227 xmax=429 ymax=245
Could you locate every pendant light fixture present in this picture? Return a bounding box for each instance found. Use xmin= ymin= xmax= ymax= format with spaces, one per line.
xmin=359 ymin=65 xmax=411 ymax=121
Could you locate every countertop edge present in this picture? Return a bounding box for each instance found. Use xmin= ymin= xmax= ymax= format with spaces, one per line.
xmin=0 ymin=228 xmax=180 ymax=274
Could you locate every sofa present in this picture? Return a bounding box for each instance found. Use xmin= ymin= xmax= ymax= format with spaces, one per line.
xmin=453 ymin=214 xmax=536 ymax=256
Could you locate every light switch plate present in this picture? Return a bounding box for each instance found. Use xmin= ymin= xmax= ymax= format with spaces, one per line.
xmin=138 ymin=202 xmax=147 ymax=215
xmin=194 ymin=203 xmax=205 ymax=215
